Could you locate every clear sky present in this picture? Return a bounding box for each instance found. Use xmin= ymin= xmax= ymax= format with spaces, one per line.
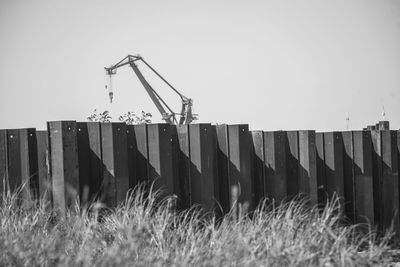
xmin=0 ymin=0 xmax=399 ymax=131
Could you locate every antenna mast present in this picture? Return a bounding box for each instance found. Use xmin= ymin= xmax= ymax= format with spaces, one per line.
xmin=346 ymin=115 xmax=350 ymax=131
xmin=382 ymin=106 xmax=386 ymax=120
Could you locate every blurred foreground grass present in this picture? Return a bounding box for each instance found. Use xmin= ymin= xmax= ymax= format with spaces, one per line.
xmin=0 ymin=185 xmax=397 ymax=266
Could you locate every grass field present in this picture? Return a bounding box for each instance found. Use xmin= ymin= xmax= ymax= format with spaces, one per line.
xmin=0 ymin=185 xmax=397 ymax=266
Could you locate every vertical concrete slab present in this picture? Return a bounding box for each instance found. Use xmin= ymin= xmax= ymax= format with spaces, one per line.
xmin=264 ymin=131 xmax=287 ymax=204
xmin=7 ymin=129 xmax=22 ymax=192
xmin=100 ymin=123 xmax=116 ymax=207
xmin=25 ymin=129 xmax=39 ymax=200
xmin=6 ymin=128 xmax=38 ymax=200
xmin=100 ymin=123 xmax=129 ymax=207
xmin=353 ymin=131 xmax=374 ymax=224
xmin=77 ymin=123 xmax=91 ymax=204
xmin=77 ymin=122 xmax=103 ymax=204
xmin=381 ymin=130 xmax=399 ymax=229
xmin=36 ymin=130 xmax=50 ymax=201
xmin=48 ymin=121 xmax=79 ymax=213
xmin=323 ymin=132 xmax=345 ymax=207
xmin=126 ymin=125 xmax=138 ymax=189
xmin=189 ymin=124 xmax=217 ymax=212
xmin=215 ymin=124 xmax=230 ymax=215
xmin=170 ymin=126 xmax=180 ymax=205
xmin=316 ymin=132 xmax=326 ymax=205
xmin=147 ymin=124 xmax=175 ymax=197
xmin=298 ymin=131 xmax=318 ymax=205
xmin=210 ymin=126 xmax=220 ymax=209
xmin=176 ymin=125 xmax=190 ymax=208
xmin=0 ymin=130 xmax=8 ymax=195
xmin=398 ymin=130 xmax=400 ymax=211
xmin=371 ymin=130 xmax=383 ymax=226
xmin=251 ymin=131 xmax=265 ymax=205
xmin=342 ymin=131 xmax=355 ymax=222
xmin=228 ymin=124 xmax=253 ymax=218
xmin=286 ymin=131 xmax=299 ymax=198
xmin=87 ymin=122 xmax=102 ymax=198
xmin=133 ymin=124 xmax=149 ymax=183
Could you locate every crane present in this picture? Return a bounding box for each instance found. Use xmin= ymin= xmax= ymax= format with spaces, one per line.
xmin=104 ymin=55 xmax=197 ymax=125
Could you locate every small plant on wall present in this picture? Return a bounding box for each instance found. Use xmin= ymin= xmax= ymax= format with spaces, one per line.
xmin=119 ymin=111 xmax=152 ymax=125
xmin=87 ymin=109 xmax=152 ymax=124
xmin=87 ymin=109 xmax=112 ymax=122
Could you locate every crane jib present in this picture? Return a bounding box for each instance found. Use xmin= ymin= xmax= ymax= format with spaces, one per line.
xmin=104 ymin=55 xmax=197 ymax=125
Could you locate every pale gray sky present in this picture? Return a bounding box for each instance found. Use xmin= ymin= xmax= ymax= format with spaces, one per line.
xmin=0 ymin=0 xmax=399 ymax=131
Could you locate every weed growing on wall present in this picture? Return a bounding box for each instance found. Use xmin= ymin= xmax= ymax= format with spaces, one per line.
xmin=87 ymin=109 xmax=152 ymax=124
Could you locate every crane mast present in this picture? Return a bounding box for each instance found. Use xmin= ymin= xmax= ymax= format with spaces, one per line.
xmin=104 ymin=55 xmax=197 ymax=125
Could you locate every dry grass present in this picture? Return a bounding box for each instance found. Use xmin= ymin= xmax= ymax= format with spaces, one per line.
xmin=0 ymin=185 xmax=396 ymax=266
